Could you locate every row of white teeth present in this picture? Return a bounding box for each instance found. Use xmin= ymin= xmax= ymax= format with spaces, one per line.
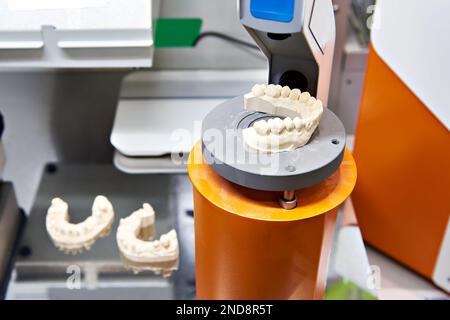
xmin=252 ymin=117 xmax=312 ymax=136
xmin=53 ymin=237 xmax=100 ymax=253
xmin=48 ymin=217 xmax=98 ymax=237
xmin=252 ymin=84 xmax=318 ymax=104
xmin=118 ymin=231 xmax=172 ymax=255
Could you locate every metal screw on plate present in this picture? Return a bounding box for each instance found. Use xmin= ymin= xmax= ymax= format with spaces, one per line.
xmin=285 ymin=165 xmax=296 ymax=172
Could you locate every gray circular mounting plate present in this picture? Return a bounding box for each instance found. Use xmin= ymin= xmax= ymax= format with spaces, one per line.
xmin=201 ymin=95 xmax=346 ymax=191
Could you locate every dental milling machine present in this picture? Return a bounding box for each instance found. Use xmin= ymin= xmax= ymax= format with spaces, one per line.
xmin=188 ymin=0 xmax=357 ymax=300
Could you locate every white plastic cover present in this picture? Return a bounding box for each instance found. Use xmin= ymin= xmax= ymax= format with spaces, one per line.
xmin=0 ymin=0 xmax=157 ymax=68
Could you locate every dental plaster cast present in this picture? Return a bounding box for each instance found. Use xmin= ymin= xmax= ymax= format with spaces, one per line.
xmin=46 ymin=196 xmax=114 ymax=254
xmin=243 ymin=84 xmax=323 ymax=152
xmin=116 ymin=203 xmax=179 ymax=277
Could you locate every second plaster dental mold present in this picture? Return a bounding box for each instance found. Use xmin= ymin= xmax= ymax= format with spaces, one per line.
xmin=243 ymin=84 xmax=324 ymax=152
xmin=46 ymin=196 xmax=114 ymax=254
xmin=116 ymin=203 xmax=179 ymax=277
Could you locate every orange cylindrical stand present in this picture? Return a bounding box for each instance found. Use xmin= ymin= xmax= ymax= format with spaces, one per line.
xmin=188 ymin=141 xmax=357 ymax=300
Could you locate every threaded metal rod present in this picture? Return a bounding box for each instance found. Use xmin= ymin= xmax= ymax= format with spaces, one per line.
xmin=279 ymin=190 xmax=297 ymax=210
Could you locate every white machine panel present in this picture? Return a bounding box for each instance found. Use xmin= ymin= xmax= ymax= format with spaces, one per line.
xmin=0 ymin=0 xmax=158 ymax=68
xmin=111 ymin=69 xmax=266 ymax=174
xmin=309 ymin=0 xmax=334 ymax=51
xmin=372 ymin=0 xmax=450 ymax=130
xmin=111 ymin=98 xmax=225 ymax=157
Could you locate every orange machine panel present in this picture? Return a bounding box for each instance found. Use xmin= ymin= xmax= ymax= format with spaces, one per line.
xmin=353 ymin=46 xmax=450 ymax=278
xmin=188 ymin=141 xmax=357 ymax=299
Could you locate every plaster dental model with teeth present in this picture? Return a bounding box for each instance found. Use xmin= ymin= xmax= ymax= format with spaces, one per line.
xmin=243 ymin=84 xmax=324 ymax=152
xmin=46 ymin=196 xmax=114 ymax=254
xmin=116 ymin=203 xmax=179 ymax=277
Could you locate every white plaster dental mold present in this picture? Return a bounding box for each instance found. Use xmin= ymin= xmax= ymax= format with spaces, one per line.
xmin=46 ymin=196 xmax=115 ymax=254
xmin=243 ymin=84 xmax=324 ymax=153
xmin=116 ymin=203 xmax=179 ymax=277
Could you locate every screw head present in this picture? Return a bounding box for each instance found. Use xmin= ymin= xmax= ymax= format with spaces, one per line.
xmin=285 ymin=165 xmax=296 ymax=172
